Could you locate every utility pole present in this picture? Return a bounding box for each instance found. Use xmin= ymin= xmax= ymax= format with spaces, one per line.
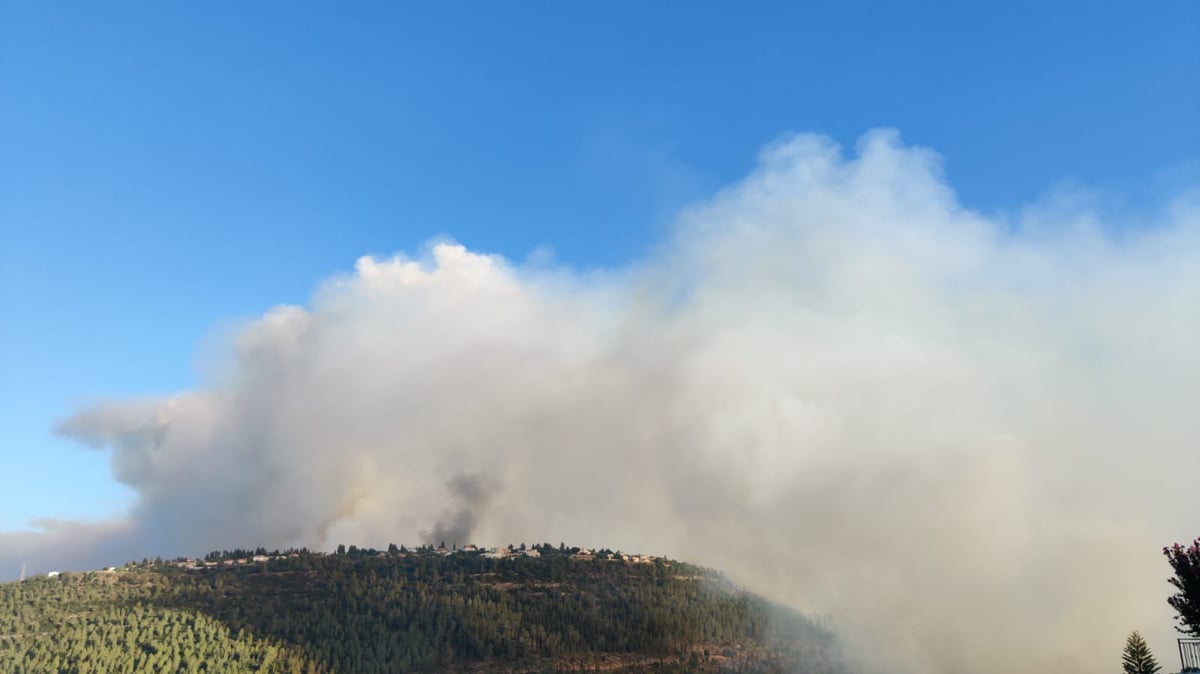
xmin=19 ymin=563 xmax=26 ymax=582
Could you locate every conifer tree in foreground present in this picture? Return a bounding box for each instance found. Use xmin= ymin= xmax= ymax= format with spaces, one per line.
xmin=1122 ymin=631 xmax=1161 ymax=674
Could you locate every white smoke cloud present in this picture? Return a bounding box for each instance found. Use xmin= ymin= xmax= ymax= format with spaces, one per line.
xmin=4 ymin=129 xmax=1198 ymax=674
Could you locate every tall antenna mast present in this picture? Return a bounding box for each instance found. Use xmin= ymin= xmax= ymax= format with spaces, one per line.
xmin=19 ymin=563 xmax=26 ymax=582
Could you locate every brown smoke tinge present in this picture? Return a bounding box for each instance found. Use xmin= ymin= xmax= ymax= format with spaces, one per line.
xmin=3 ymin=130 xmax=1198 ymax=673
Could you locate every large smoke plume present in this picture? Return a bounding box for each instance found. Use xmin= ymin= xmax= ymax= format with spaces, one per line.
xmin=4 ymin=130 xmax=1198 ymax=673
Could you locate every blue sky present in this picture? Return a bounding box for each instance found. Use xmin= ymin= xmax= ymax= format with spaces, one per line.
xmin=1 ymin=1 xmax=1197 ymax=532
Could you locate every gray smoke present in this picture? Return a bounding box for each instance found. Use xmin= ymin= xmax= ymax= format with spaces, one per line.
xmin=423 ymin=473 xmax=494 ymax=547
xmin=2 ymin=129 xmax=1197 ymax=674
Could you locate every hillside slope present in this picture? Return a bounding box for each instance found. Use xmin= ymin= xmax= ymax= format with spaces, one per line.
xmin=0 ymin=545 xmax=847 ymax=674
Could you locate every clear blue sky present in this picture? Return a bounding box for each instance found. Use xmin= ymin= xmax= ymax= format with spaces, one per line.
xmin=1 ymin=1 xmax=1197 ymax=531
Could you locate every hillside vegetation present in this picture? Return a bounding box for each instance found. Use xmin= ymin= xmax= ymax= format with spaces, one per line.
xmin=0 ymin=544 xmax=847 ymax=674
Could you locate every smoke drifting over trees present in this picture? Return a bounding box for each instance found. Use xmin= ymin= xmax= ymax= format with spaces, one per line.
xmin=4 ymin=130 xmax=1197 ymax=674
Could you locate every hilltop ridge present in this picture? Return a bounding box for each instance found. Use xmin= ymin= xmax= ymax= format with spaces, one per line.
xmin=1 ymin=543 xmax=847 ymax=674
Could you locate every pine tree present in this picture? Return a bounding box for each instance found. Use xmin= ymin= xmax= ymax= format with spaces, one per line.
xmin=1122 ymin=631 xmax=1161 ymax=674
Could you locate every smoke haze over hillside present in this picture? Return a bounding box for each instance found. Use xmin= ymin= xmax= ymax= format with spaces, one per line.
xmin=5 ymin=130 xmax=1198 ymax=673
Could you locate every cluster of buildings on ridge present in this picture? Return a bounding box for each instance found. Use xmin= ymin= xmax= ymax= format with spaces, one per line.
xmin=20 ymin=544 xmax=664 ymax=580
xmin=171 ymin=543 xmax=665 ymax=569
xmin=463 ymin=545 xmax=658 ymax=564
xmin=173 ymin=552 xmax=299 ymax=570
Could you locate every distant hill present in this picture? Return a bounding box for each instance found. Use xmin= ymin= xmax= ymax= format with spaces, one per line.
xmin=0 ymin=544 xmax=848 ymax=674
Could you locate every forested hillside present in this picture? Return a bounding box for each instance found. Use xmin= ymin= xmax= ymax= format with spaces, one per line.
xmin=0 ymin=545 xmax=847 ymax=674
